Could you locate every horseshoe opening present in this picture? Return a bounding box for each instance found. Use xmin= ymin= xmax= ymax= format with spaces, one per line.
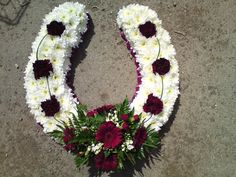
xmin=67 ymin=16 xmax=137 ymax=110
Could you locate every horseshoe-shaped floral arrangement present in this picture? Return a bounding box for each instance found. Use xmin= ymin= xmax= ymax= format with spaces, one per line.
xmin=24 ymin=2 xmax=179 ymax=172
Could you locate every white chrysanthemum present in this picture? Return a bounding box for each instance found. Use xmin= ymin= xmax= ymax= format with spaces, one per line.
xmin=24 ymin=2 xmax=88 ymax=133
xmin=117 ymin=4 xmax=179 ymax=131
xmin=25 ymin=3 xmax=179 ymax=134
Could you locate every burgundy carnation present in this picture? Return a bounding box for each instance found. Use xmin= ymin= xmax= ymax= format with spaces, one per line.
xmin=95 ymin=152 xmax=118 ymax=171
xmin=122 ymin=122 xmax=129 ymax=131
xmin=96 ymin=121 xmax=122 ymax=149
xmin=121 ymin=114 xmax=129 ymax=121
xmin=139 ymin=21 xmax=157 ymax=38
xmin=33 ymin=60 xmax=53 ymax=80
xmin=63 ymin=128 xmax=75 ymax=143
xmin=87 ymin=110 xmax=98 ymax=117
xmin=95 ymin=105 xmax=115 ymax=115
xmin=47 ymin=21 xmax=65 ymax=36
xmin=143 ymin=94 xmax=163 ymax=115
xmin=64 ymin=143 xmax=76 ymax=152
xmin=152 ymin=58 xmax=170 ymax=75
xmin=133 ymin=127 xmax=147 ymax=149
xmin=41 ymin=95 xmax=60 ymax=117
xmin=134 ymin=115 xmax=140 ymax=122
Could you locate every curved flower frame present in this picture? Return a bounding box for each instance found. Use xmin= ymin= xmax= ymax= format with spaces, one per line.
xmin=24 ymin=3 xmax=179 ymax=133
xmin=117 ymin=4 xmax=179 ymax=131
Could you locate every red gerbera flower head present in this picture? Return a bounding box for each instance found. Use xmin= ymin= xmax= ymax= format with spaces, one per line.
xmin=95 ymin=151 xmax=118 ymax=171
xmin=96 ymin=121 xmax=123 ymax=149
xmin=121 ymin=114 xmax=129 ymax=121
xmin=143 ymin=94 xmax=163 ymax=115
xmin=133 ymin=127 xmax=148 ymax=149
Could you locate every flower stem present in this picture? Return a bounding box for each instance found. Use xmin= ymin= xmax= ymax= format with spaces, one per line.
xmin=36 ymin=34 xmax=48 ymax=60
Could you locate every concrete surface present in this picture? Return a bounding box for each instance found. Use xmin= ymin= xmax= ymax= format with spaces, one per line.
xmin=0 ymin=0 xmax=236 ymax=177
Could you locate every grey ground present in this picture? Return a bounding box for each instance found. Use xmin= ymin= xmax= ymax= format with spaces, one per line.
xmin=0 ymin=0 xmax=236 ymax=177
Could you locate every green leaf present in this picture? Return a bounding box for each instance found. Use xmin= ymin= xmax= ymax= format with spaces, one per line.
xmin=56 ymin=124 xmax=66 ymax=131
xmin=48 ymin=130 xmax=63 ymax=138
xmin=124 ymin=152 xmax=136 ymax=165
xmin=104 ymin=150 xmax=112 ymax=158
xmin=129 ymin=108 xmax=135 ymax=117
xmin=76 ymin=104 xmax=88 ymax=121
xmin=74 ymin=155 xmax=89 ymax=169
xmin=71 ymin=131 xmax=94 ymax=144
xmin=143 ymin=143 xmax=157 ymax=149
xmin=117 ymin=97 xmax=130 ymax=117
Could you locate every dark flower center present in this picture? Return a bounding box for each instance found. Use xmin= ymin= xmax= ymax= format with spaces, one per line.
xmin=105 ymin=132 xmax=113 ymax=141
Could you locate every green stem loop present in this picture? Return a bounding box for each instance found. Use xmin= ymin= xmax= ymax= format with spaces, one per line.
xmin=36 ymin=34 xmax=48 ymax=60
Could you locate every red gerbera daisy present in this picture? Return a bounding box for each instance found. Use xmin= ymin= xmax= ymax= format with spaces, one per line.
xmin=95 ymin=151 xmax=118 ymax=171
xmin=96 ymin=121 xmax=123 ymax=149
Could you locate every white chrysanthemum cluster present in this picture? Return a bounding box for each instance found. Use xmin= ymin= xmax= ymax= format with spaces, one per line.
xmin=117 ymin=4 xmax=179 ymax=131
xmin=24 ymin=2 xmax=88 ymax=133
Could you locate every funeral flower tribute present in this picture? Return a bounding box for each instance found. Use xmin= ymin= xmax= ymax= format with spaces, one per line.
xmin=24 ymin=2 xmax=179 ymax=172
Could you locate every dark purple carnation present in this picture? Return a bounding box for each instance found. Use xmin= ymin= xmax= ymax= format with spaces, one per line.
xmin=152 ymin=58 xmax=170 ymax=75
xmin=41 ymin=95 xmax=60 ymax=117
xmin=133 ymin=115 xmax=140 ymax=122
xmin=47 ymin=21 xmax=65 ymax=36
xmin=139 ymin=21 xmax=157 ymax=38
xmin=63 ymin=128 xmax=75 ymax=143
xmin=95 ymin=105 xmax=115 ymax=115
xmin=143 ymin=94 xmax=163 ymax=115
xmin=87 ymin=110 xmax=98 ymax=117
xmin=33 ymin=60 xmax=53 ymax=80
xmin=64 ymin=143 xmax=76 ymax=152
xmin=122 ymin=121 xmax=129 ymax=131
xmin=95 ymin=152 xmax=118 ymax=171
xmin=133 ymin=127 xmax=147 ymax=149
xmin=121 ymin=114 xmax=129 ymax=121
